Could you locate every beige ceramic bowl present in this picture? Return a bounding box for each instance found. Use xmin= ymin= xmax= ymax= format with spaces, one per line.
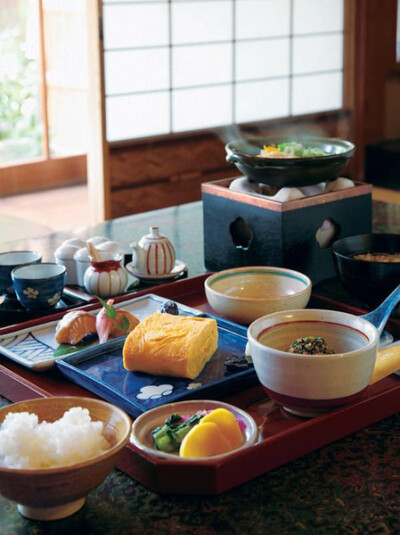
xmin=0 ymin=396 xmax=131 ymax=520
xmin=247 ymin=309 xmax=380 ymax=418
xmin=204 ymin=266 xmax=312 ymax=325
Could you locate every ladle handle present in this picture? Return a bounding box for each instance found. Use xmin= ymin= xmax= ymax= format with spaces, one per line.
xmin=362 ymin=283 xmax=400 ymax=335
xmin=369 ymin=343 xmax=400 ymax=384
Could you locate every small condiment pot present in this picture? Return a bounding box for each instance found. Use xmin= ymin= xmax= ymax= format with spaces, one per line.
xmin=83 ymin=256 xmax=128 ymax=298
xmin=130 ymin=226 xmax=175 ymax=276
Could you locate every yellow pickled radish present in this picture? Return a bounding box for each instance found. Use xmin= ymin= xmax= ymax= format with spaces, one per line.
xmin=200 ymin=408 xmax=244 ymax=449
xmin=179 ymin=421 xmax=232 ymax=458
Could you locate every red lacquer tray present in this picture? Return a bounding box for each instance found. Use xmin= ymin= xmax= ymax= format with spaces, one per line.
xmin=0 ymin=275 xmax=399 ymax=495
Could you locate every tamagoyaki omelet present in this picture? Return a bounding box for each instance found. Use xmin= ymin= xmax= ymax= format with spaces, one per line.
xmin=122 ymin=312 xmax=218 ymax=379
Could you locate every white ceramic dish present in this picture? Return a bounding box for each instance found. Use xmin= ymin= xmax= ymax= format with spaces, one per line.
xmin=126 ymin=259 xmax=187 ymax=281
xmin=130 ymin=399 xmax=258 ymax=461
xmin=0 ymin=294 xmax=200 ymax=371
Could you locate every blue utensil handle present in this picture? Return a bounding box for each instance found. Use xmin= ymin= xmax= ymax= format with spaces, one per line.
xmin=361 ymin=283 xmax=400 ymax=334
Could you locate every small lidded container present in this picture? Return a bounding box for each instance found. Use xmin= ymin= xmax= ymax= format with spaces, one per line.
xmin=54 ymin=239 xmax=85 ymax=285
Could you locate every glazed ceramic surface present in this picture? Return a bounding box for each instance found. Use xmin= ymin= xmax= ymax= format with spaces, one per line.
xmin=83 ymin=257 xmax=128 ymax=298
xmin=130 ymin=226 xmax=176 ymax=276
xmin=247 ymin=309 xmax=379 ymax=417
xmin=0 ymin=251 xmax=42 ymax=295
xmin=0 ymin=396 xmax=131 ymax=521
xmin=225 ymin=136 xmax=355 ymax=187
xmin=130 ymin=399 xmax=258 ymax=461
xmin=55 ymin=240 xmax=85 ymax=285
xmin=205 ymin=266 xmax=311 ymax=325
xmin=12 ymin=263 xmax=66 ymax=311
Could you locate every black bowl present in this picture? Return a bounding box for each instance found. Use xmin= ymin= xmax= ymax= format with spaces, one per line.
xmin=225 ymin=136 xmax=355 ymax=187
xmin=331 ymin=233 xmax=400 ymax=306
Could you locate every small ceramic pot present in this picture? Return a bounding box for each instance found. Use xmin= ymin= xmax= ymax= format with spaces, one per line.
xmin=0 ymin=251 xmax=42 ymax=296
xmin=12 ymin=263 xmax=66 ymax=310
xmin=54 ymin=242 xmax=84 ymax=286
xmin=130 ymin=226 xmax=175 ymax=276
xmin=83 ymin=257 xmax=128 ymax=298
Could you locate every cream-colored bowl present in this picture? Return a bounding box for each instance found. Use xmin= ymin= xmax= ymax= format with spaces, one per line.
xmin=204 ymin=266 xmax=312 ymax=325
xmin=247 ymin=309 xmax=379 ymax=417
xmin=0 ymin=397 xmax=131 ymax=521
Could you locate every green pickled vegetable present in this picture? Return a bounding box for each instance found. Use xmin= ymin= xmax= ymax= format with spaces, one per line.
xmin=152 ymin=412 xmax=205 ymax=453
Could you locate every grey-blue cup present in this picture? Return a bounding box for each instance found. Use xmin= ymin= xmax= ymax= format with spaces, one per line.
xmin=0 ymin=251 xmax=42 ymax=296
xmin=12 ymin=263 xmax=66 ymax=311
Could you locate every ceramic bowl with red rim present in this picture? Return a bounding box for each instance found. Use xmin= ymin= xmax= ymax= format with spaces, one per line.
xmin=204 ymin=266 xmax=312 ymax=325
xmin=247 ymin=309 xmax=379 ymax=418
xmin=130 ymin=399 xmax=258 ymax=461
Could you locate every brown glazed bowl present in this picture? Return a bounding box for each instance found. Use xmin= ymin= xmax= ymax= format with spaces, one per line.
xmin=331 ymin=233 xmax=400 ymax=306
xmin=225 ymin=136 xmax=355 ymax=187
xmin=0 ymin=396 xmax=131 ymax=521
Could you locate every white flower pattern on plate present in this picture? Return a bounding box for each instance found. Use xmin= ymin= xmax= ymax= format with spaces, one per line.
xmin=137 ymin=384 xmax=173 ymax=400
xmin=23 ymin=287 xmax=39 ymax=299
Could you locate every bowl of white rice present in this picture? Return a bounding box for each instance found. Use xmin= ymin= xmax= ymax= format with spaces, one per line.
xmin=0 ymin=396 xmax=131 ymax=520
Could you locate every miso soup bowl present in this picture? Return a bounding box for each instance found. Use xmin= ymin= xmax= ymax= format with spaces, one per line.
xmin=205 ymin=266 xmax=312 ymax=325
xmin=247 ymin=309 xmax=380 ymax=417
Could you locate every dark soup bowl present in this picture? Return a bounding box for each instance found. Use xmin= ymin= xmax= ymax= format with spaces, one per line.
xmin=225 ymin=136 xmax=355 ymax=187
xmin=331 ymin=234 xmax=400 ymax=306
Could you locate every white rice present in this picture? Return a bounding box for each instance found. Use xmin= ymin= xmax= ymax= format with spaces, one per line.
xmin=0 ymin=407 xmax=111 ymax=469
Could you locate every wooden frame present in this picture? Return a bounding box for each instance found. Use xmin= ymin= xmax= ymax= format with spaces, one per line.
xmin=0 ymin=0 xmax=87 ymax=198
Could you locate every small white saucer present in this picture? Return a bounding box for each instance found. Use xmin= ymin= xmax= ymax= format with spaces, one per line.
xmin=126 ymin=259 xmax=187 ymax=281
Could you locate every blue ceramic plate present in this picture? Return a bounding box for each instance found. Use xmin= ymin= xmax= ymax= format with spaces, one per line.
xmin=56 ymin=314 xmax=255 ymax=417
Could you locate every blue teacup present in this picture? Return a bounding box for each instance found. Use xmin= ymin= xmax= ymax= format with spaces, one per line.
xmin=12 ymin=263 xmax=66 ymax=311
xmin=0 ymin=251 xmax=42 ymax=297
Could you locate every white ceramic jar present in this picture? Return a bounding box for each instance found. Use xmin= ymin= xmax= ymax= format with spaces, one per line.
xmin=83 ymin=257 xmax=128 ymax=298
xmin=54 ymin=239 xmax=85 ymax=285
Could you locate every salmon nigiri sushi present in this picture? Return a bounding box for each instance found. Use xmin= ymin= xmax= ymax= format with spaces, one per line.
xmin=55 ymin=310 xmax=97 ymax=345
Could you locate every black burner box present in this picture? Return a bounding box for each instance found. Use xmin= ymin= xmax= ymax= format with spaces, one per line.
xmin=202 ymin=179 xmax=372 ymax=285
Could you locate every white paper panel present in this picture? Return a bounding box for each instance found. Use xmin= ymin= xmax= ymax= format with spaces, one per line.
xmin=293 ymin=0 xmax=344 ymax=34
xmin=103 ymin=3 xmax=169 ymax=49
xmin=172 ymin=85 xmax=232 ymax=132
xmin=293 ymin=34 xmax=343 ymax=74
xmin=172 ymin=1 xmax=232 ymax=45
xmin=235 ymin=79 xmax=290 ymax=123
xmin=106 ymin=92 xmax=170 ymax=141
xmin=105 ymin=48 xmax=170 ymax=94
xmin=172 ymin=43 xmax=232 ymax=88
xmin=236 ymin=0 xmax=290 ymax=39
xmin=292 ymin=72 xmax=343 ymax=115
xmin=236 ymin=38 xmax=290 ymax=81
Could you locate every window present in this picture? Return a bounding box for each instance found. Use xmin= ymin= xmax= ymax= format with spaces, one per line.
xmin=0 ymin=0 xmax=87 ymax=195
xmin=103 ymin=0 xmax=345 ymax=143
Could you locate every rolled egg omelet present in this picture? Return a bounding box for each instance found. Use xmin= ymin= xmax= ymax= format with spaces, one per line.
xmin=122 ymin=312 xmax=218 ymax=379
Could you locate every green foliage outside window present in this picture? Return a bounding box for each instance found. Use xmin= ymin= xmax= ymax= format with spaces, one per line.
xmin=0 ymin=5 xmax=42 ymax=163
